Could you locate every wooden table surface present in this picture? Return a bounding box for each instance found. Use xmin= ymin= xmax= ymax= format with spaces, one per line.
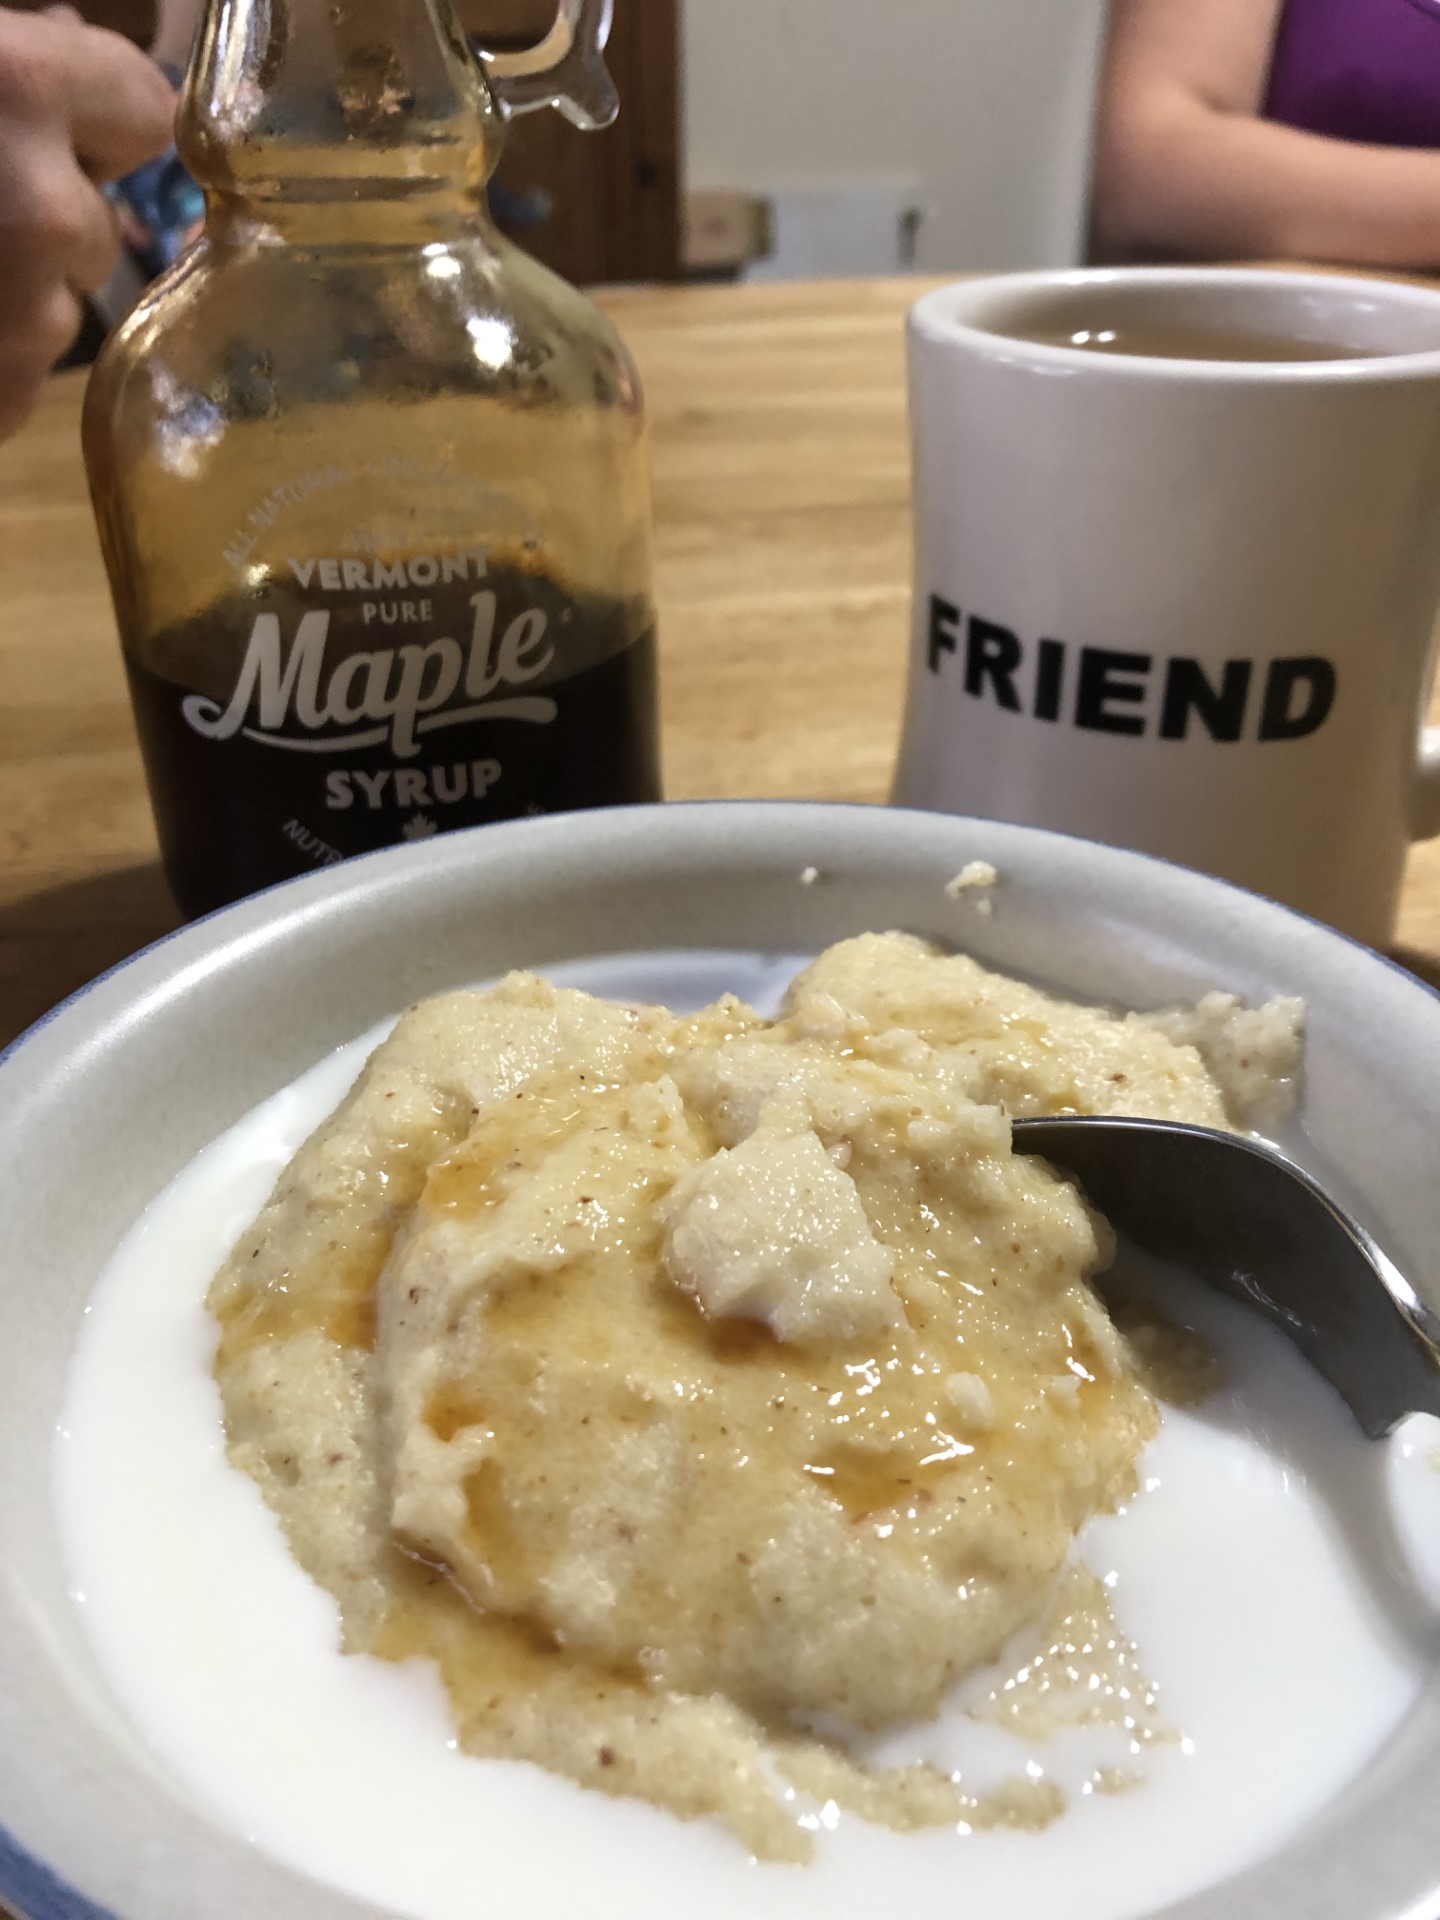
xmin=2 ymin=274 xmax=1439 ymax=1050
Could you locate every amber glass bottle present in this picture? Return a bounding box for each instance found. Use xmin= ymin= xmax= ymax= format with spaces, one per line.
xmin=83 ymin=0 xmax=659 ymax=917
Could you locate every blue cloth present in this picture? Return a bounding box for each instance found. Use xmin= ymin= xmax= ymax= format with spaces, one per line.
xmin=105 ymin=63 xmax=203 ymax=275
xmin=107 ymin=147 xmax=205 ymax=274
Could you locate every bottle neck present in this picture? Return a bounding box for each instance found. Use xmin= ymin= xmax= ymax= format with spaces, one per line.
xmin=178 ymin=0 xmax=505 ymax=240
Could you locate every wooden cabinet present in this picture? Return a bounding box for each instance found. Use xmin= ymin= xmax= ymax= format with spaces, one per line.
xmin=484 ymin=0 xmax=682 ymax=286
xmin=10 ymin=0 xmax=155 ymax=40
xmin=456 ymin=0 xmax=557 ymax=39
xmin=14 ymin=0 xmax=555 ymax=47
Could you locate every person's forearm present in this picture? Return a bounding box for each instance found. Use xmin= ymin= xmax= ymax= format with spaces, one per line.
xmin=1095 ymin=90 xmax=1440 ymax=268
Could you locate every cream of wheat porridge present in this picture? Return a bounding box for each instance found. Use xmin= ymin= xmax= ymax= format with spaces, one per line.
xmin=200 ymin=932 xmax=1305 ymax=1858
xmin=56 ymin=943 xmax=1439 ymax=1920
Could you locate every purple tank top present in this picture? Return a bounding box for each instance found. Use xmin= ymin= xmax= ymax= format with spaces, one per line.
xmin=1263 ymin=0 xmax=1440 ymax=147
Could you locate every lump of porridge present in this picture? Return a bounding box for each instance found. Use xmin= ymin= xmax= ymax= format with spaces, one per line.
xmin=208 ymin=934 xmax=1301 ymax=1861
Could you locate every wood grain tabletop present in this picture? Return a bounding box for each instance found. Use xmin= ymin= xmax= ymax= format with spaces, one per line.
xmin=2 ymin=274 xmax=1439 ymax=1054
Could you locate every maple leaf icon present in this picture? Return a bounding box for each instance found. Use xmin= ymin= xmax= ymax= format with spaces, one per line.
xmin=402 ymin=813 xmax=439 ymax=841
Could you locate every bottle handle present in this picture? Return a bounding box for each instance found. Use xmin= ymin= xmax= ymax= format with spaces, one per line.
xmin=477 ymin=0 xmax=619 ymax=131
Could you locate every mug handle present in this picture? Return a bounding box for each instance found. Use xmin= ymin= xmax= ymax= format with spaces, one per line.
xmin=476 ymin=0 xmax=619 ymax=130
xmin=1416 ymin=722 xmax=1440 ymax=840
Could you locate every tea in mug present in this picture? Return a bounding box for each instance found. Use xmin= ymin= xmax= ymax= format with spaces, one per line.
xmin=1003 ymin=320 xmax=1368 ymax=363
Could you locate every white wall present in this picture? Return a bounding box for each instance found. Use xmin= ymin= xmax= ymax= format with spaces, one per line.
xmin=680 ymin=0 xmax=1109 ymax=273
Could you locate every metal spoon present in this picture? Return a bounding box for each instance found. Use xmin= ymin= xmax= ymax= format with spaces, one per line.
xmin=1011 ymin=1116 xmax=1440 ymax=1438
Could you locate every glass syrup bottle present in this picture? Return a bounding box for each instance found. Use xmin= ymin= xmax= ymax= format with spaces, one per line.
xmin=83 ymin=0 xmax=659 ymax=917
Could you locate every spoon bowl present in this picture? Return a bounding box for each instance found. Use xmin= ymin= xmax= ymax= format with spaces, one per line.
xmin=1011 ymin=1115 xmax=1440 ymax=1438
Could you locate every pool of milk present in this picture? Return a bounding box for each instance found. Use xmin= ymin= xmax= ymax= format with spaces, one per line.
xmin=55 ymin=951 xmax=1440 ymax=1920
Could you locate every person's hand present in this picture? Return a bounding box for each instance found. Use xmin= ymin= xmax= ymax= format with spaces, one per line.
xmin=0 ymin=5 xmax=175 ymax=441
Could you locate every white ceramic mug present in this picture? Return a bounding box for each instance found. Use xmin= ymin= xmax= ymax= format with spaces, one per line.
xmin=893 ymin=268 xmax=1440 ymax=947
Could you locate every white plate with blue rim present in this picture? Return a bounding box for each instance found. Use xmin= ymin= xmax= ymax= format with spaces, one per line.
xmin=0 ymin=800 xmax=1437 ymax=1920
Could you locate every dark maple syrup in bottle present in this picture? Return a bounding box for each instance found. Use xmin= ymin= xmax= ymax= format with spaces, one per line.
xmin=84 ymin=0 xmax=659 ymax=916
